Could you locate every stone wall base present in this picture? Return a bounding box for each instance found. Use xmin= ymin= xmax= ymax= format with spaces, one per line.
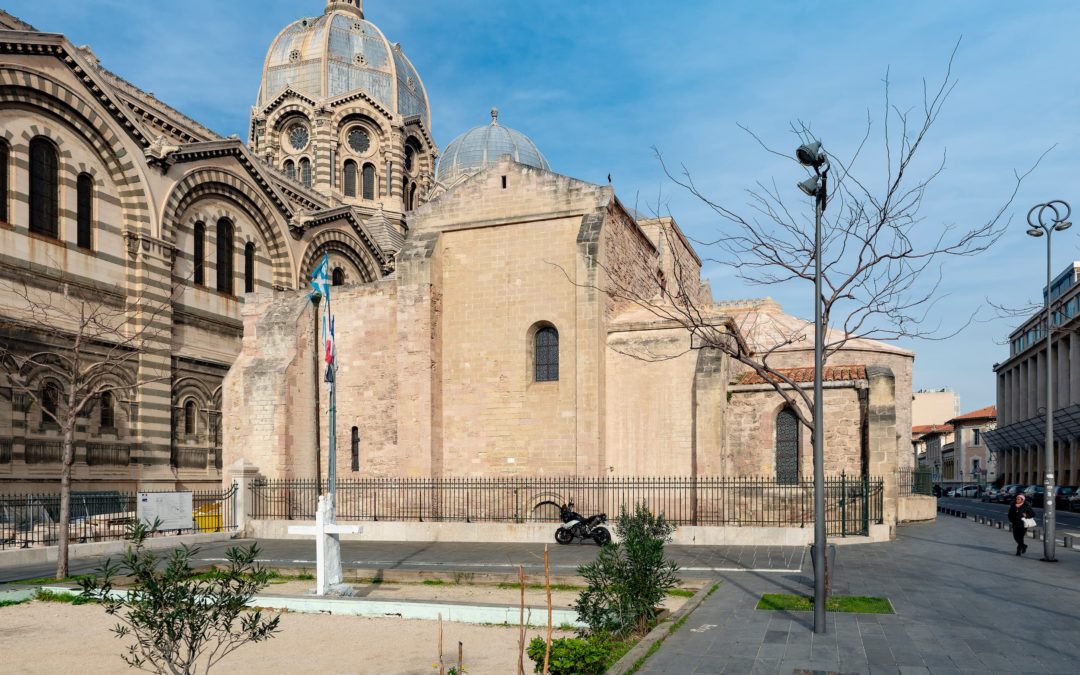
xmin=897 ymin=495 xmax=938 ymax=523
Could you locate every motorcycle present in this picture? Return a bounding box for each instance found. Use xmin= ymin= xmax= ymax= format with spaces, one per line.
xmin=554 ymin=500 xmax=611 ymax=546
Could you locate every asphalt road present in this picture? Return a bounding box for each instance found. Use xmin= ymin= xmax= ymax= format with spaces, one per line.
xmin=936 ymin=496 xmax=1080 ymax=535
xmin=0 ymin=539 xmax=806 ymax=584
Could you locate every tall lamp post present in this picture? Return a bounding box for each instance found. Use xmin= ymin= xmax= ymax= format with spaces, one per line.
xmin=1026 ymin=200 xmax=1072 ymax=563
xmin=796 ymin=140 xmax=829 ymax=634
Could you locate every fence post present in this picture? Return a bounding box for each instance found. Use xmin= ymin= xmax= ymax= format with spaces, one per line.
xmin=862 ymin=475 xmax=869 ymax=535
xmin=227 ymin=458 xmax=260 ymax=537
xmin=841 ymin=473 xmax=847 ymax=537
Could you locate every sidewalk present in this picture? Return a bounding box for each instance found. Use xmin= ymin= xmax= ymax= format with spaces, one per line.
xmin=638 ymin=517 xmax=1080 ymax=674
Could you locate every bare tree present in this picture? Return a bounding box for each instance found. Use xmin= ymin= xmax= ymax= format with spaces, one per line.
xmin=592 ymin=46 xmax=1044 ymax=432
xmin=0 ymin=268 xmax=177 ymax=579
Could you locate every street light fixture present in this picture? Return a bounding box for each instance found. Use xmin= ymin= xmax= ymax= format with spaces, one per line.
xmin=796 ymin=139 xmax=829 ymax=635
xmin=1026 ymin=199 xmax=1072 ymax=563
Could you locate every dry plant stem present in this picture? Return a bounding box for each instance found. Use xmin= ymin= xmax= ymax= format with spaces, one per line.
xmin=457 ymin=641 xmax=463 ymax=674
xmin=544 ymin=545 xmax=552 ymax=675
xmin=518 ymin=565 xmax=526 ymax=675
xmin=438 ymin=612 xmax=445 ymax=675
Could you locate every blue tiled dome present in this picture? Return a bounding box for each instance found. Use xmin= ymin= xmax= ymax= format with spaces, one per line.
xmin=437 ymin=109 xmax=550 ymax=185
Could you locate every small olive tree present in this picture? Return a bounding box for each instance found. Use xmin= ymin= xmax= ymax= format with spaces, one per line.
xmin=79 ymin=522 xmax=280 ymax=675
xmin=574 ymin=502 xmax=679 ymax=638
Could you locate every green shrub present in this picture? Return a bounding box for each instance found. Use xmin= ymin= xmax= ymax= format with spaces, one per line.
xmin=574 ymin=502 xmax=679 ymax=637
xmin=526 ymin=636 xmax=612 ymax=675
xmin=78 ymin=520 xmax=280 ymax=674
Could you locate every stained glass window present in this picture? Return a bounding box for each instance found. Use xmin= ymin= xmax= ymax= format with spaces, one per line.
xmin=362 ymin=163 xmax=375 ymax=200
xmin=216 ymin=218 xmax=234 ymax=294
xmin=348 ymin=128 xmax=370 ymax=154
xmin=244 ymin=242 xmax=256 ymax=294
xmin=76 ymin=173 xmax=93 ymax=249
xmin=288 ymin=124 xmax=309 ymax=151
xmin=344 ymin=160 xmax=357 ymax=197
xmin=535 ymin=327 xmax=559 ymax=382
xmin=193 ymin=222 xmax=205 ymax=285
xmin=299 ymin=158 xmax=312 ymax=188
xmin=29 ymin=137 xmax=59 ymax=237
xmin=284 ymin=160 xmax=296 ymax=181
xmin=776 ymin=407 xmax=799 ymax=484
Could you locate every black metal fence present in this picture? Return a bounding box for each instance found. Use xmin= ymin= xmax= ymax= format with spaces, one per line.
xmin=250 ymin=475 xmax=884 ymax=536
xmin=899 ymin=467 xmax=933 ymax=496
xmin=0 ymin=484 xmax=237 ymax=550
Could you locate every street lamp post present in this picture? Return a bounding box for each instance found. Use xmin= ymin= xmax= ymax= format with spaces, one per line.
xmin=796 ymin=140 xmax=829 ymax=634
xmin=1026 ymin=200 xmax=1072 ymax=563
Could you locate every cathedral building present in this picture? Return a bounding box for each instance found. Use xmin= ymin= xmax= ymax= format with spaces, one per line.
xmin=0 ymin=1 xmax=912 ymax=526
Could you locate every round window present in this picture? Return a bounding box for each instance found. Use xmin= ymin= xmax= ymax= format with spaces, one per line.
xmin=288 ymin=124 xmax=309 ymax=151
xmin=348 ymin=128 xmax=371 ymax=154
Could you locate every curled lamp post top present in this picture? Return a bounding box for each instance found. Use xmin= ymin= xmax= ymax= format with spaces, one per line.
xmin=1027 ymin=200 xmax=1072 ymax=235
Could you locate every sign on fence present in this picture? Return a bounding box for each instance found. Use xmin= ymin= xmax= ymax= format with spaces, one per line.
xmin=138 ymin=492 xmax=193 ymax=531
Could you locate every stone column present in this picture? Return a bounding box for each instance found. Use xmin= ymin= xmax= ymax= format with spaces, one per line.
xmin=1071 ymin=335 xmax=1080 ymax=407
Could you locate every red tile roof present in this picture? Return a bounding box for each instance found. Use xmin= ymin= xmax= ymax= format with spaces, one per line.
xmin=947 ymin=405 xmax=997 ymax=425
xmin=912 ymin=424 xmax=954 ymax=437
xmin=737 ymin=365 xmax=867 ymax=386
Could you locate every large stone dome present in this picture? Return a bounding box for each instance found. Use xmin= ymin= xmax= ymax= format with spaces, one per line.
xmin=436 ymin=109 xmax=550 ymax=186
xmin=257 ymin=0 xmax=429 ymax=128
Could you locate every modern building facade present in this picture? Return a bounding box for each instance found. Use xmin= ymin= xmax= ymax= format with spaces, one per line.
xmin=989 ymin=262 xmax=1080 ymax=486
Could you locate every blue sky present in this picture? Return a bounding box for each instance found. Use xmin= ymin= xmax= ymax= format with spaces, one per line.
xmin=8 ymin=0 xmax=1080 ymax=414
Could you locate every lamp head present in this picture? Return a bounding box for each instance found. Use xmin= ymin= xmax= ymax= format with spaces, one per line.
xmin=1027 ymin=228 xmax=1045 ymax=238
xmin=796 ymin=141 xmax=826 ymax=168
xmin=1055 ymin=220 xmax=1073 ymax=232
xmin=797 ymin=176 xmax=822 ymax=197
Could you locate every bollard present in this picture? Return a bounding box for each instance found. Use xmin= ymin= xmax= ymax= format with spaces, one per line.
xmin=996 ymin=521 xmax=1003 ymax=529
xmin=1064 ymin=535 xmax=1074 ymax=549
xmin=962 ymin=512 xmax=968 ymax=519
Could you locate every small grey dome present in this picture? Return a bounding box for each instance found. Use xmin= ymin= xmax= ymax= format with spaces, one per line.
xmin=436 ymin=109 xmax=550 ymax=185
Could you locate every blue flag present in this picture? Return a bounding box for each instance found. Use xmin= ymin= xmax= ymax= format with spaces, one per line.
xmin=310 ymin=253 xmax=330 ymax=302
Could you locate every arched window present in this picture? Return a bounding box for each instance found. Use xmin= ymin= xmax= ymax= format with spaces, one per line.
xmin=193 ymin=221 xmax=205 ymax=285
xmin=216 ymin=218 xmax=234 ymax=294
xmin=0 ymin=140 xmax=9 ymax=223
xmin=343 ymin=160 xmax=358 ymax=197
xmin=404 ymin=145 xmax=416 ymax=174
xmin=284 ymin=160 xmax=296 ymax=181
xmin=299 ymin=158 xmax=312 ymax=188
xmin=76 ymin=173 xmax=94 ymax=249
xmin=41 ymin=381 xmax=61 ymax=422
xmin=402 ymin=176 xmax=410 ymax=210
xmin=184 ymin=400 xmax=197 ymax=436
xmin=100 ymin=391 xmax=114 ymax=429
xmin=775 ymin=407 xmax=799 ymax=485
xmin=409 ymin=182 xmax=418 ymax=210
xmin=29 ymin=137 xmax=59 ymax=238
xmin=244 ymin=242 xmax=256 ymax=293
xmin=362 ymin=163 xmax=376 ymax=200
xmin=534 ymin=326 xmax=559 ymax=382
xmin=332 ymin=267 xmax=345 ymax=287
xmin=351 ymin=426 xmax=360 ymax=472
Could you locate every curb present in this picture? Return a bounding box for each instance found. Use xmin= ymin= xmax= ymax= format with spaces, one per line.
xmin=606 ymin=579 xmax=719 ymax=675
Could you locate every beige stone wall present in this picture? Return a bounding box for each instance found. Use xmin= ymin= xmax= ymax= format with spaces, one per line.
xmin=725 ymin=384 xmax=865 ymax=478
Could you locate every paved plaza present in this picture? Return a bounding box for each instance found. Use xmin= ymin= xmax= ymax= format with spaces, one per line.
xmin=640 ymin=517 xmax=1080 ymax=674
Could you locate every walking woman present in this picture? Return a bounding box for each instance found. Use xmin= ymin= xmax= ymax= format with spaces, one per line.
xmin=1008 ymin=493 xmax=1036 ymax=556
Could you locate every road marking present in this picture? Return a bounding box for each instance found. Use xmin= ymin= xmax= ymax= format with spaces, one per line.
xmin=690 ymin=624 xmax=717 ymax=633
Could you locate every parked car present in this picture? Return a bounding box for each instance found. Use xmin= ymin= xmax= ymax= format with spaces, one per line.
xmin=1023 ymin=485 xmax=1046 ymax=507
xmin=957 ymin=485 xmax=980 ymax=498
xmin=998 ymin=484 xmax=1027 ymax=504
xmin=1068 ymin=490 xmax=1080 ymax=513
xmin=981 ymin=486 xmax=1000 ymax=502
xmin=945 ymin=487 xmax=958 ymax=498
xmin=1052 ymin=486 xmax=1075 ymax=510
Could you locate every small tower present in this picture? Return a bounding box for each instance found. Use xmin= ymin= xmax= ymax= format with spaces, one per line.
xmin=326 ymin=0 xmax=363 ymax=17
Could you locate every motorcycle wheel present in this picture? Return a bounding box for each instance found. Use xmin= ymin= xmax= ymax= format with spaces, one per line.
xmin=555 ymin=528 xmax=574 ymax=545
xmin=592 ymin=526 xmax=611 ymax=546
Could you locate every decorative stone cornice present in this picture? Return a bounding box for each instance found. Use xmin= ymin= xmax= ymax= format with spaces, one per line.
xmin=123 ymin=229 xmax=177 ymax=268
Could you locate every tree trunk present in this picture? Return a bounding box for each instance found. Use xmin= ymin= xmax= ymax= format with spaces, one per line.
xmin=56 ymin=424 xmax=74 ymax=580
